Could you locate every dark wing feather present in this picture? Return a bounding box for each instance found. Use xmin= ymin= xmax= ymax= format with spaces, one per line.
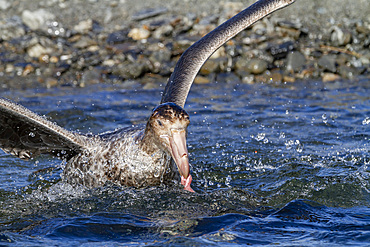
xmin=0 ymin=97 xmax=89 ymax=160
xmin=161 ymin=0 xmax=295 ymax=108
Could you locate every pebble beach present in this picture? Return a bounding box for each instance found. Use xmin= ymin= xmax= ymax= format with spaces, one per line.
xmin=0 ymin=0 xmax=369 ymax=89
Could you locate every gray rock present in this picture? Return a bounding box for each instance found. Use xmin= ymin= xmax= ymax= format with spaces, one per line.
xmin=252 ymin=22 xmax=268 ymax=36
xmin=192 ymin=23 xmax=217 ymax=37
xmin=242 ymin=75 xmax=254 ymax=84
xmin=270 ymin=70 xmax=283 ymax=83
xmin=359 ymin=55 xmax=370 ymax=66
xmin=128 ymin=27 xmax=151 ymax=40
xmin=242 ymin=33 xmax=267 ymax=45
xmin=356 ymin=22 xmax=370 ymax=35
xmin=152 ymin=24 xmax=173 ymax=39
xmin=149 ymin=48 xmax=172 ymax=73
xmin=27 ymin=44 xmax=53 ymax=58
xmin=216 ymin=72 xmax=240 ymax=83
xmin=200 ymin=59 xmax=220 ymax=75
xmin=277 ymin=20 xmax=302 ymax=30
xmin=0 ymin=17 xmax=25 ymax=41
xmin=335 ymin=54 xmax=350 ymax=66
xmin=112 ymin=62 xmax=146 ymax=79
xmin=218 ymin=1 xmax=243 ymax=25
xmin=80 ymin=69 xmax=101 ymax=86
xmin=172 ymin=37 xmax=197 ymax=55
xmin=338 ymin=64 xmax=358 ymax=79
xmin=5 ymin=64 xmax=14 ymax=73
xmin=330 ymin=26 xmax=352 ymax=46
xmin=0 ymin=0 xmax=10 ymax=10
xmin=322 ymin=73 xmax=341 ymax=82
xmin=74 ymin=19 xmax=93 ymax=34
xmin=44 ymin=77 xmax=58 ymax=88
xmin=106 ymin=30 xmax=129 ymax=44
xmin=172 ymin=15 xmax=195 ymax=37
xmin=73 ymin=36 xmax=97 ymax=49
xmin=235 ymin=57 xmax=248 ymax=71
xmin=149 ymin=48 xmax=172 ymax=65
xmin=131 ymin=7 xmax=168 ymax=21
xmin=47 ymin=21 xmax=67 ymax=37
xmin=268 ymin=41 xmax=295 ymax=60
xmin=21 ymin=9 xmax=55 ymax=31
xmin=246 ymin=58 xmax=268 ymax=75
xmin=318 ymin=55 xmax=337 ymax=73
xmin=286 ymin=51 xmax=306 ymax=72
xmin=237 ymin=57 xmax=268 ymax=75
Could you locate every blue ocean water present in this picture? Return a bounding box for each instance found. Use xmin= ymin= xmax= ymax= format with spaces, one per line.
xmin=0 ymin=78 xmax=369 ymax=246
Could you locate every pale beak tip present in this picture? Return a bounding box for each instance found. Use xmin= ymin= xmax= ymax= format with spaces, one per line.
xmin=181 ymin=175 xmax=195 ymax=193
xmin=184 ymin=186 xmax=195 ymax=193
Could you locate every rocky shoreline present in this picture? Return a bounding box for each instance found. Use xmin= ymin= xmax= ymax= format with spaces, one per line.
xmin=0 ymin=0 xmax=369 ymax=90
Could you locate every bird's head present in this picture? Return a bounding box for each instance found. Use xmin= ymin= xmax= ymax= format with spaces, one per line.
xmin=147 ymin=102 xmax=190 ymax=180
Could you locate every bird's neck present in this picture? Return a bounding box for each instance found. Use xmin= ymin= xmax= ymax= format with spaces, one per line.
xmin=139 ymin=124 xmax=168 ymax=158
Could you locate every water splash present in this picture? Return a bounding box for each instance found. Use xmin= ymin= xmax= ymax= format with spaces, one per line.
xmin=0 ymin=80 xmax=369 ymax=245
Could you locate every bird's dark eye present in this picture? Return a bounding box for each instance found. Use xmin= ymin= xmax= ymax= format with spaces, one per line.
xmin=157 ymin=120 xmax=163 ymax=126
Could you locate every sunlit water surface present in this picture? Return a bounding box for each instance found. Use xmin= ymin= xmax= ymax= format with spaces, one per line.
xmin=0 ymin=78 xmax=369 ymax=246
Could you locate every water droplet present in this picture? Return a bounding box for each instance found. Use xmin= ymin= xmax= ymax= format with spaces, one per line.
xmin=153 ymin=167 xmax=160 ymax=177
xmin=255 ymin=133 xmax=265 ymax=141
xmin=322 ymin=113 xmax=328 ymax=124
xmin=285 ymin=139 xmax=294 ymax=150
xmin=279 ymin=132 xmax=286 ymax=139
xmin=362 ymin=117 xmax=370 ymax=125
xmin=225 ymin=175 xmax=231 ymax=187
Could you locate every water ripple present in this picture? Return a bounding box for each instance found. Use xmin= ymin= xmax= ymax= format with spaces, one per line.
xmin=0 ymin=79 xmax=369 ymax=245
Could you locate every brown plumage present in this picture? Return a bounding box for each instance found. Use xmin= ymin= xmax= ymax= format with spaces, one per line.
xmin=0 ymin=0 xmax=295 ymax=191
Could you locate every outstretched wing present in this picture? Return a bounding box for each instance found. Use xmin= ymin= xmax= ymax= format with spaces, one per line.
xmin=161 ymin=0 xmax=295 ymax=108
xmin=0 ymin=97 xmax=90 ymax=160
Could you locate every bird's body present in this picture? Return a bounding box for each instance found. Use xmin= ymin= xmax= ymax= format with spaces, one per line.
xmin=0 ymin=0 xmax=295 ymax=192
xmin=63 ymin=127 xmax=178 ymax=188
xmin=0 ymin=99 xmax=191 ymax=190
